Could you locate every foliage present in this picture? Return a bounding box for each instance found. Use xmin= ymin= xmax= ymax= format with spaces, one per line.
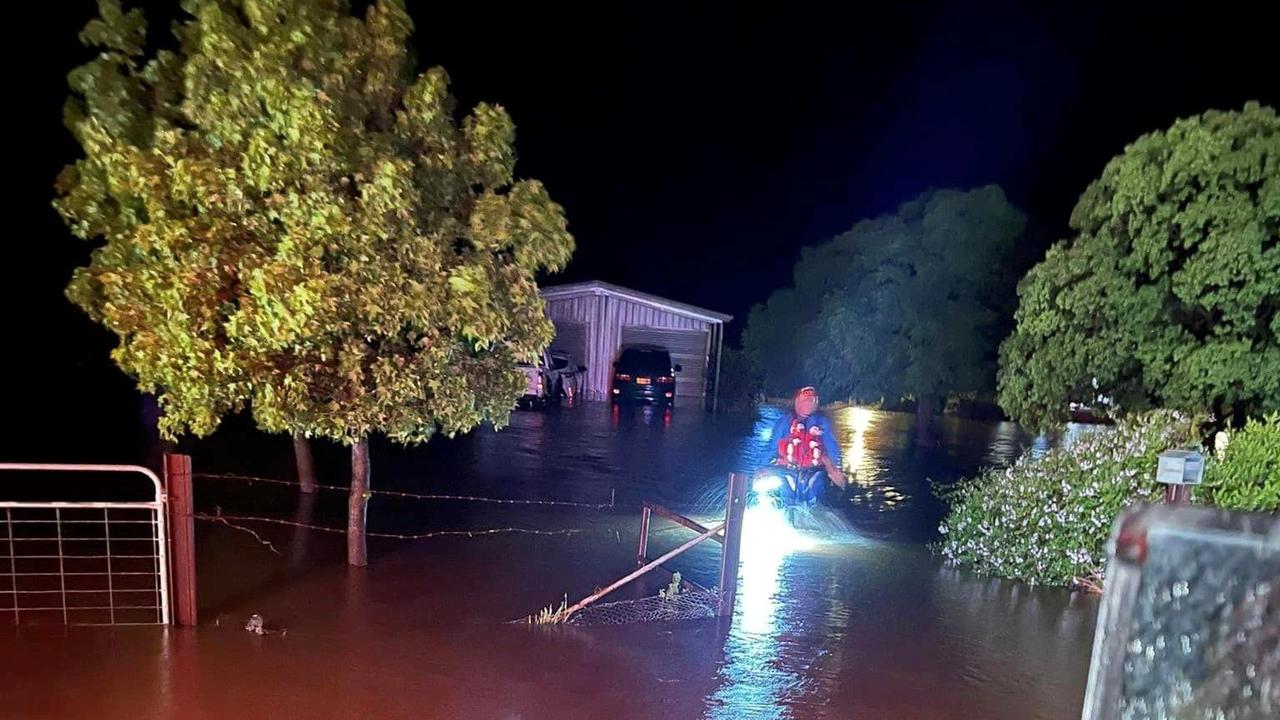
xmin=743 ymin=187 xmax=1027 ymax=410
xmin=938 ymin=411 xmax=1196 ymax=587
xmin=1200 ymin=413 xmax=1280 ymax=512
xmin=714 ymin=345 xmax=763 ymax=412
xmin=998 ymin=103 xmax=1280 ymax=430
xmin=528 ymin=594 xmax=570 ymax=626
xmin=741 ymin=288 xmax=812 ymax=394
xmin=56 ymin=0 xmax=574 ymax=445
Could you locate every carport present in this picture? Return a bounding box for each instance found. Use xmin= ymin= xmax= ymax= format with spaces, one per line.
xmin=539 ymin=281 xmax=732 ymax=407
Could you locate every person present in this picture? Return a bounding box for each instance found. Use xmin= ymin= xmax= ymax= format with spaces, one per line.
xmin=757 ymin=387 xmax=847 ymax=506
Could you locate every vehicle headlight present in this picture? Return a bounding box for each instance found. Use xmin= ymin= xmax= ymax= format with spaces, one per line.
xmin=753 ymin=476 xmax=782 ymax=493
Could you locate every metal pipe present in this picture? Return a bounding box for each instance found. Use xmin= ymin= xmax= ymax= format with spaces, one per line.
xmin=55 ymin=508 xmax=67 ymax=624
xmin=712 ymin=322 xmax=724 ymax=413
xmin=563 ymin=521 xmax=726 ymax=621
xmin=5 ymin=509 xmax=16 ymax=624
xmin=0 ymin=464 xmax=164 ymax=502
xmin=646 ymin=504 xmax=725 ymax=543
xmin=636 ymin=505 xmax=651 ymax=566
xmin=717 ymin=473 xmax=748 ymax=617
xmin=104 ymin=509 xmax=114 ymax=624
xmin=0 ymin=502 xmax=160 ymax=509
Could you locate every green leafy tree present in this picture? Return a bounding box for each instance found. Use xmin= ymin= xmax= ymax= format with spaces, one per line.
xmin=741 ymin=288 xmax=814 ymax=394
xmin=999 ymin=103 xmax=1279 ymax=430
xmin=713 ymin=345 xmax=763 ymax=412
xmin=747 ymin=186 xmax=1026 ymax=443
xmin=55 ymin=0 xmax=573 ymax=565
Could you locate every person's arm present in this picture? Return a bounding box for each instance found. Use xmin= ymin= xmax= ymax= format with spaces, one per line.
xmin=821 ymin=453 xmax=847 ymax=488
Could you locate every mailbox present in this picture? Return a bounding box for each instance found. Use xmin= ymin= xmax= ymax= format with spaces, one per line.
xmin=1156 ymin=449 xmax=1204 ymax=486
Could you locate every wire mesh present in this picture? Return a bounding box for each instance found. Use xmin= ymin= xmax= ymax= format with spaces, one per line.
xmin=565 ymin=589 xmax=722 ymax=627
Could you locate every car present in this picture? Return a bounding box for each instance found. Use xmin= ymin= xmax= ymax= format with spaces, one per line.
xmin=518 ymin=351 xmax=586 ymax=408
xmin=611 ymin=346 xmax=682 ymax=405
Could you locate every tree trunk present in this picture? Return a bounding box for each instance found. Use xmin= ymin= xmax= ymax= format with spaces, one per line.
xmin=348 ymin=438 xmax=371 ymax=567
xmin=293 ymin=435 xmax=317 ymax=494
xmin=290 ymin=489 xmax=318 ymax=569
xmin=915 ymin=396 xmax=934 ymax=447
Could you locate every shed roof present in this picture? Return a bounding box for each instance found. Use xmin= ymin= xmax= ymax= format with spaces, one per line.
xmin=539 ymin=280 xmax=733 ymax=324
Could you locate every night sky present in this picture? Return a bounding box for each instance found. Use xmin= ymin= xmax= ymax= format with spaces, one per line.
xmin=4 ymin=1 xmax=1276 ymax=454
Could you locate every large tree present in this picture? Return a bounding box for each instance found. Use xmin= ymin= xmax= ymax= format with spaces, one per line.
xmin=744 ymin=186 xmax=1026 ymax=443
xmin=807 ymin=187 xmax=1026 ymax=443
xmin=998 ymin=103 xmax=1279 ymax=430
xmin=56 ymin=0 xmax=573 ymax=565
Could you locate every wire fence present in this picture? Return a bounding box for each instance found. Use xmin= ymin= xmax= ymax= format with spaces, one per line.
xmin=190 ymin=473 xmax=604 ymax=549
xmin=194 ymin=510 xmax=587 ymax=540
xmin=194 ymin=472 xmax=618 ymax=510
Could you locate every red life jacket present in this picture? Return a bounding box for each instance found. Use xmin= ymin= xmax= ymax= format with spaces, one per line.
xmin=777 ymin=420 xmax=825 ymax=468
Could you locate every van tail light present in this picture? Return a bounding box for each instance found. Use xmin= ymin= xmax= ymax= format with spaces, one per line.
xmin=657 ymin=376 xmax=674 ymax=384
xmin=615 ymin=373 xmax=632 ymax=381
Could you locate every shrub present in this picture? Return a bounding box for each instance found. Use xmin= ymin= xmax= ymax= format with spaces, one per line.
xmin=1200 ymin=413 xmax=1280 ymax=512
xmin=938 ymin=411 xmax=1196 ymax=587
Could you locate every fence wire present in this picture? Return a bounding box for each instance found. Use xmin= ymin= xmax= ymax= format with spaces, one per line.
xmin=194 ymin=511 xmax=586 ymax=541
xmin=191 ymin=472 xmax=602 ymax=547
xmin=194 ymin=473 xmax=616 ymax=510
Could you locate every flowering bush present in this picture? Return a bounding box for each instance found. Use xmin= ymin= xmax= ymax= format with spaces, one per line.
xmin=938 ymin=411 xmax=1196 ymax=587
xmin=1200 ymin=413 xmax=1280 ymax=512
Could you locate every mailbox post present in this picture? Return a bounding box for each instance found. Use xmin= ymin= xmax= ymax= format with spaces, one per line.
xmin=1156 ymin=449 xmax=1204 ymax=505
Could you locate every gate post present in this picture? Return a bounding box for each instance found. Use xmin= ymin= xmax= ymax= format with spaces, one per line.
xmin=717 ymin=472 xmax=748 ymax=617
xmin=164 ymin=453 xmax=197 ymax=627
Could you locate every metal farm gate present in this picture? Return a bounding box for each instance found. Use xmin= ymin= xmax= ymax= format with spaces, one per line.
xmin=0 ymin=464 xmax=170 ymax=625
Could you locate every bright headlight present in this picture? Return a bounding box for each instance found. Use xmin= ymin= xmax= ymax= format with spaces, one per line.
xmin=753 ymin=476 xmax=782 ymax=493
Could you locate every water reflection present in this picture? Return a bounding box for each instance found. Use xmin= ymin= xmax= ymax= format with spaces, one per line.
xmin=832 ymin=406 xmax=875 ymax=485
xmin=738 ymin=506 xmax=816 ymax=635
xmin=708 ymin=506 xmax=815 ymax=719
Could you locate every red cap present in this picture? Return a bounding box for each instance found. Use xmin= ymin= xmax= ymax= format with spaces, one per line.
xmin=794 ymin=386 xmax=818 ymax=400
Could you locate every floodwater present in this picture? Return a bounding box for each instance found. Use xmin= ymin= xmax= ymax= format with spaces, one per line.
xmin=1 ymin=404 xmax=1099 ymax=719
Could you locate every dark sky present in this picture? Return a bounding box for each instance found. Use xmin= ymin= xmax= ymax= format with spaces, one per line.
xmin=4 ymin=1 xmax=1276 ymax=450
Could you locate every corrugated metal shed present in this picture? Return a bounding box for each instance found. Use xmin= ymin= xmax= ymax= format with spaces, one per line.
xmin=540 ymin=281 xmax=732 ymax=406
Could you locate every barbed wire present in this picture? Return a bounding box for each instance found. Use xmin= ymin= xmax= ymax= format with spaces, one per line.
xmin=193 ymin=511 xmax=587 ymax=540
xmin=196 ymin=513 xmax=282 ymax=554
xmin=194 ymin=472 xmax=617 ymax=510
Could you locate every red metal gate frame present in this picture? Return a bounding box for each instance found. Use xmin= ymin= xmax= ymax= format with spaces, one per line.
xmin=560 ymin=473 xmax=747 ymax=622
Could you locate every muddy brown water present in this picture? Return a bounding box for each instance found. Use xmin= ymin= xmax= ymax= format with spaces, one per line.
xmin=2 ymin=404 xmax=1098 ymax=719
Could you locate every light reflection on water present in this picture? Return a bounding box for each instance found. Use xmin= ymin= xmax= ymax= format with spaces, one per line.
xmin=696 ymin=404 xmax=1099 ymax=718
xmin=703 ymin=502 xmax=877 ymax=719
xmin=728 ymin=403 xmax=1097 ymax=540
xmin=708 ymin=507 xmax=793 ymax=719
